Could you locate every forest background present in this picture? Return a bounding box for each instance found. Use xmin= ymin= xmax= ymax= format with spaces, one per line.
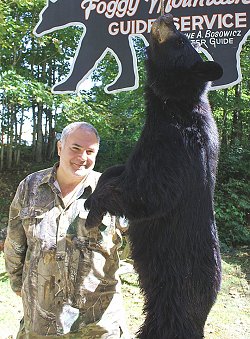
xmin=0 ymin=1 xmax=249 ymax=338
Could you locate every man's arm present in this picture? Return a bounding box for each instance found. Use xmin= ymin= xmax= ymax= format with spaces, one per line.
xmin=4 ymin=180 xmax=27 ymax=295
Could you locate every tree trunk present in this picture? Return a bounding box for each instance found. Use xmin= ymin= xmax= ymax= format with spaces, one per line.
xmin=230 ymin=84 xmax=242 ymax=144
xmin=221 ymin=89 xmax=228 ymax=148
xmin=35 ymin=103 xmax=43 ymax=163
xmin=46 ymin=108 xmax=56 ymax=161
xmin=13 ymin=106 xmax=18 ymax=164
xmin=32 ymin=101 xmax=37 ymax=159
xmin=7 ymin=105 xmax=14 ymax=169
xmin=16 ymin=108 xmax=25 ymax=166
xmin=0 ymin=126 xmax=4 ymax=171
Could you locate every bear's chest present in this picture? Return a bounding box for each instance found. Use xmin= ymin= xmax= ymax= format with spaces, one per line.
xmin=142 ymin=120 xmax=207 ymax=158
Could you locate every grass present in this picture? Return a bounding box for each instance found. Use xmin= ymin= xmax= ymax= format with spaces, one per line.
xmin=0 ymin=253 xmax=23 ymax=339
xmin=121 ymin=248 xmax=250 ymax=338
xmin=0 ymin=249 xmax=249 ymax=339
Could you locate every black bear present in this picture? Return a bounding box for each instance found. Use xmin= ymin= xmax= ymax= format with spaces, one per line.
xmin=85 ymin=14 xmax=222 ymax=339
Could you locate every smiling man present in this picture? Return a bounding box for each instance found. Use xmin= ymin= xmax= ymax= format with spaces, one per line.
xmin=4 ymin=122 xmax=129 ymax=338
xmin=56 ymin=123 xmax=100 ymax=198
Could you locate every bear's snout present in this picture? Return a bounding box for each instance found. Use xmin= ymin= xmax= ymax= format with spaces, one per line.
xmin=151 ymin=14 xmax=176 ymax=44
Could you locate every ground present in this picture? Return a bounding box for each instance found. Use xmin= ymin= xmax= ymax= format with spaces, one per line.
xmin=0 ymin=248 xmax=249 ymax=339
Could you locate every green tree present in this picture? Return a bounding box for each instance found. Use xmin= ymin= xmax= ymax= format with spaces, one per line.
xmin=209 ymin=37 xmax=250 ymax=246
xmin=0 ymin=0 xmax=83 ymax=164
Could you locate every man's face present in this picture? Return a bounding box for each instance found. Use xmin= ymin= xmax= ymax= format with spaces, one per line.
xmin=57 ymin=127 xmax=99 ymax=181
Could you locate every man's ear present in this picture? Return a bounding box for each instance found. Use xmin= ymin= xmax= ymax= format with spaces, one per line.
xmin=57 ymin=140 xmax=62 ymax=157
xmin=191 ymin=61 xmax=223 ymax=81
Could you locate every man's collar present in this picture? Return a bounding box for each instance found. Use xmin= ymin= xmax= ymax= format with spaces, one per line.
xmin=38 ymin=162 xmax=99 ymax=194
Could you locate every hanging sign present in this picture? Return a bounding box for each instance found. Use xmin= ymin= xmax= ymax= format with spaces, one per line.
xmin=34 ymin=0 xmax=250 ymax=94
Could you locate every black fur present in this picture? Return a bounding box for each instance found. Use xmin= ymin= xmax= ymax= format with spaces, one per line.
xmin=85 ymin=14 xmax=222 ymax=339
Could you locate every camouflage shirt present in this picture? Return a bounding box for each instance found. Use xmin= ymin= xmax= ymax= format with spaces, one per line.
xmin=4 ymin=164 xmax=129 ymax=338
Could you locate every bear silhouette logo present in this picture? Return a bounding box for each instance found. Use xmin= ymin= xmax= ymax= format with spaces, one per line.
xmin=34 ymin=0 xmax=250 ymax=94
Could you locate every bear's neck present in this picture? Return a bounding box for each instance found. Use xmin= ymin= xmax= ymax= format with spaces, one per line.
xmin=145 ymin=85 xmax=203 ymax=126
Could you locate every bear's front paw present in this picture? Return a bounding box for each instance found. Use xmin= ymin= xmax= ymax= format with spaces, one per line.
xmin=84 ymin=219 xmax=96 ymax=230
xmin=84 ymin=197 xmax=91 ymax=211
xmin=85 ymin=206 xmax=104 ymax=230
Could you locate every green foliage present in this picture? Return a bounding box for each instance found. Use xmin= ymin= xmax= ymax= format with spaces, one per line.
xmin=208 ymin=37 xmax=250 ymax=246
xmin=215 ymin=146 xmax=250 ymax=246
xmin=96 ymin=139 xmax=135 ymax=172
xmin=0 ymin=69 xmax=54 ymax=108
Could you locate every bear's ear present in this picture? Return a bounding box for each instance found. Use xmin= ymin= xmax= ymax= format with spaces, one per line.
xmin=191 ymin=61 xmax=223 ymax=81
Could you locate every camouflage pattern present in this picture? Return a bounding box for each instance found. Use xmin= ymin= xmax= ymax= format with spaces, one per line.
xmin=4 ymin=164 xmax=130 ymax=338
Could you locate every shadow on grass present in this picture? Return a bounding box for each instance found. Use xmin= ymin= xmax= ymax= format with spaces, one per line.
xmin=221 ymin=246 xmax=250 ymax=285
